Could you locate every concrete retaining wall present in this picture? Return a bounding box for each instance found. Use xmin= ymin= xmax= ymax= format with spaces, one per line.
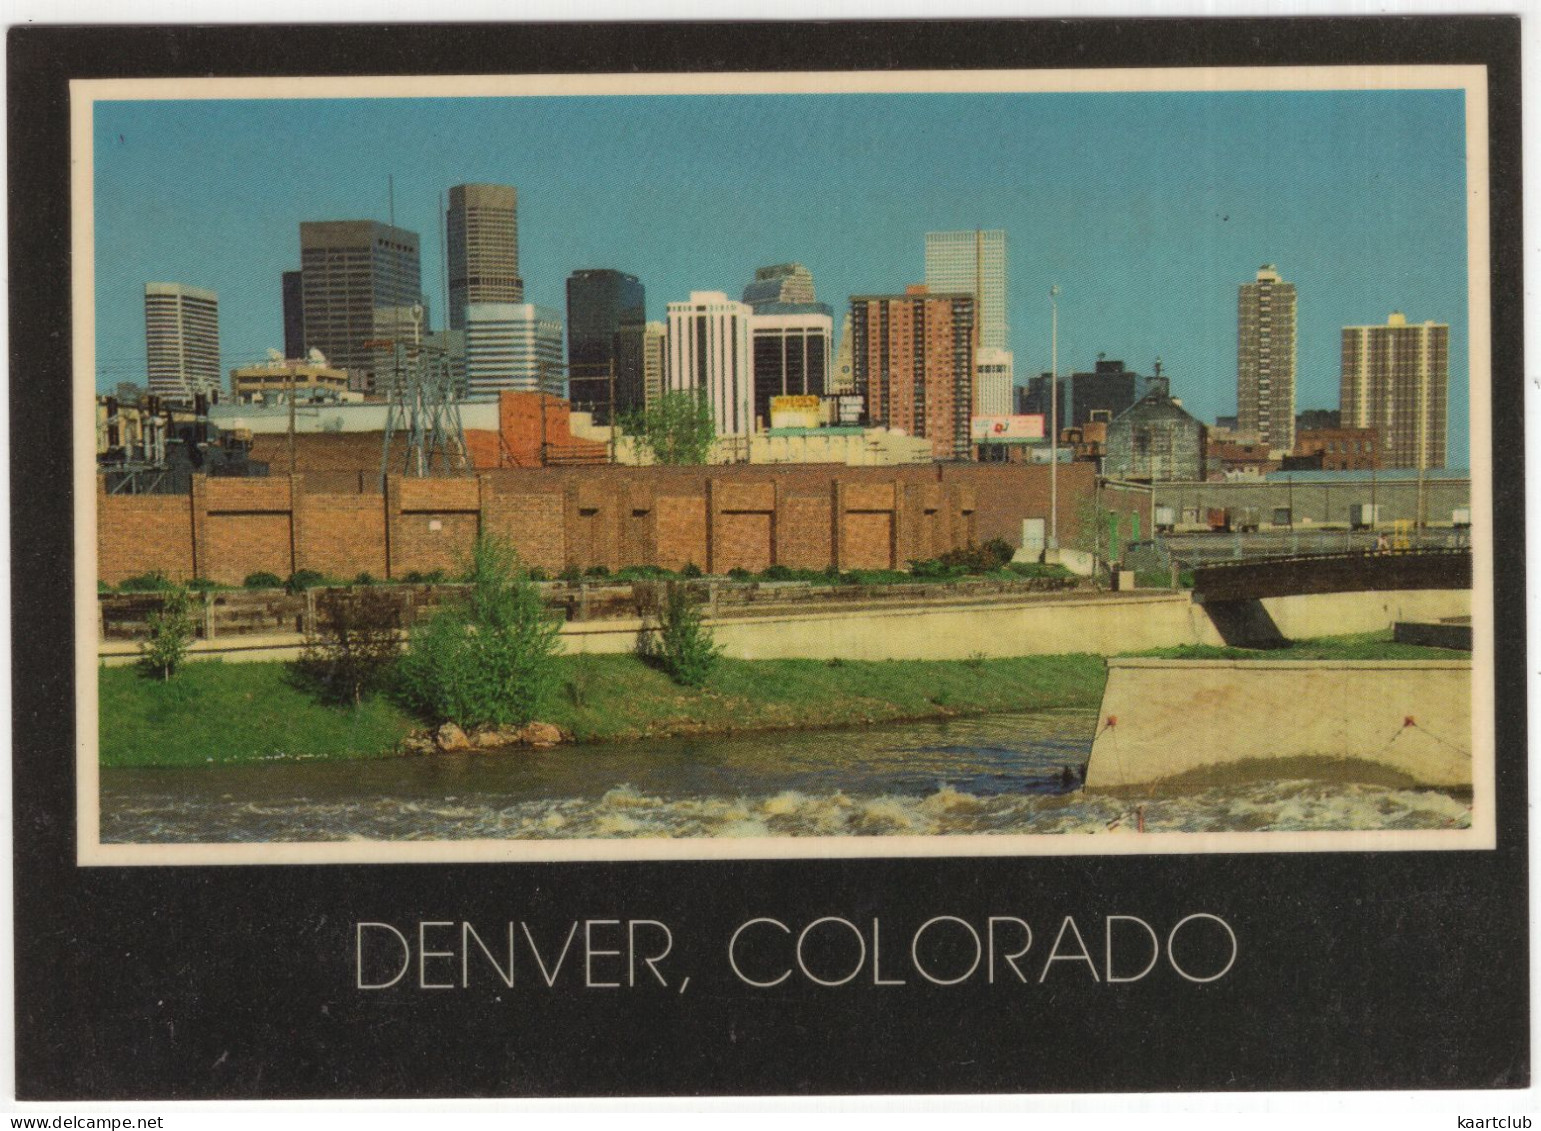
xmin=97 ymin=587 xmax=1473 ymax=666
xmin=1084 ymin=658 xmax=1472 ymax=790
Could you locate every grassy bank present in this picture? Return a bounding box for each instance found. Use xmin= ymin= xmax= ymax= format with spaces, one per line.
xmin=98 ymin=653 xmax=1107 ymax=768
xmin=1125 ymin=630 xmax=1470 ymax=662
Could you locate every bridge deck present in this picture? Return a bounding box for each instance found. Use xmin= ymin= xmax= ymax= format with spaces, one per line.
xmin=1193 ymin=548 xmax=1472 ymax=602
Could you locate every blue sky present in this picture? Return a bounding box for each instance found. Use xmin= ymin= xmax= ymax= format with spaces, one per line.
xmin=93 ymin=87 xmax=1471 ymax=466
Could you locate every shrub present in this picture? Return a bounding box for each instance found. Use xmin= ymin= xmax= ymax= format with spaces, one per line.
xmin=243 ymin=571 xmax=283 ymax=589
xmin=584 ymin=565 xmax=611 ymax=578
xmin=139 ymin=584 xmax=197 ymax=681
xmin=396 ymin=535 xmax=562 ymax=729
xmin=727 ymin=567 xmax=753 ymax=581
xmin=118 ymin=572 xmax=173 ymax=592
xmin=295 ymin=588 xmax=404 ymax=707
xmin=557 ymin=565 xmax=583 ymax=583
xmin=352 ymin=572 xmax=377 ymax=586
xmin=185 ymin=577 xmax=220 ymax=593
xmin=285 ymin=569 xmax=326 ymax=593
xmin=527 ymin=568 xmax=549 ymax=582
xmin=639 ymin=582 xmax=722 ymax=688
xmin=680 ymin=562 xmax=704 ymax=579
xmin=402 ymin=569 xmax=447 ymax=585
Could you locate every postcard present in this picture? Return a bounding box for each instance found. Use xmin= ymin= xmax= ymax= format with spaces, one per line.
xmin=11 ymin=17 xmax=1528 ymax=1100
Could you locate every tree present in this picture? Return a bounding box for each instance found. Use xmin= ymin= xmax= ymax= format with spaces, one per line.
xmin=621 ymin=389 xmax=717 ymax=466
xmin=638 ymin=582 xmax=722 ymax=688
xmin=140 ymin=584 xmax=197 ymax=681
xmin=396 ymin=535 xmax=562 ymax=729
xmin=295 ymin=588 xmax=404 ymax=707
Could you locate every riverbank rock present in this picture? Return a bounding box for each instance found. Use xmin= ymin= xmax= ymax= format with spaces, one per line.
xmin=399 ymin=731 xmax=437 ymax=757
xmin=517 ymin=721 xmax=564 ymax=748
xmin=435 ymin=722 xmax=471 ymax=751
xmin=458 ymin=721 xmax=567 ymax=750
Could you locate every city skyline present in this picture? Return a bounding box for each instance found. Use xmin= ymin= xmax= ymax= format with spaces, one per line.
xmin=92 ymin=87 xmax=1471 ymax=465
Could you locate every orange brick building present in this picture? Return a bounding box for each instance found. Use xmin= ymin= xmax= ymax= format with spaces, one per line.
xmin=850 ymin=286 xmax=975 ymax=461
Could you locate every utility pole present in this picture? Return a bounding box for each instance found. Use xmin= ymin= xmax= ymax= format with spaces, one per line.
xmin=1049 ymin=284 xmax=1060 ymax=553
xmin=287 ymin=361 xmax=297 ymax=475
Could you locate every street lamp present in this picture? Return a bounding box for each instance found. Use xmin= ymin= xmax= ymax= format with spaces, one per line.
xmin=1049 ymin=284 xmax=1060 ymax=553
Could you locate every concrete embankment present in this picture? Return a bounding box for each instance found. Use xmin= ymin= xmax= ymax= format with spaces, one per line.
xmin=1084 ymin=658 xmax=1472 ymax=791
xmin=97 ymin=587 xmax=1473 ymax=666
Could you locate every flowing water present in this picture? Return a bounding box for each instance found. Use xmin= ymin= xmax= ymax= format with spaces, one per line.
xmin=100 ymin=709 xmax=1471 ymax=843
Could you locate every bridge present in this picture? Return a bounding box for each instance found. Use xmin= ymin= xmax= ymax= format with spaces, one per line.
xmin=1192 ymin=548 xmax=1472 ymax=602
xmin=1191 ymin=548 xmax=1472 ymax=647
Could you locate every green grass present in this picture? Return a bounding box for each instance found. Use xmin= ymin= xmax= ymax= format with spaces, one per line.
xmin=99 ymin=652 xmax=1108 ymax=766
xmin=1125 ymin=630 xmax=1469 ymax=662
xmin=99 ymin=661 xmax=417 ymax=768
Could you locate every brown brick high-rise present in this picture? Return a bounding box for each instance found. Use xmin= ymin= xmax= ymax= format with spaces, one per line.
xmin=850 ymin=286 xmax=975 ymax=461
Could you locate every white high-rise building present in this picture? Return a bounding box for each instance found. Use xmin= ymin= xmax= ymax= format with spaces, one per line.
xmin=144 ymin=282 xmax=220 ymax=402
xmin=974 ymin=346 xmax=1015 ymax=417
xmin=464 ymin=303 xmax=564 ymax=401
xmin=924 ymin=229 xmax=1008 ymax=351
xmin=642 ymin=321 xmax=668 ymax=407
xmin=666 ymin=291 xmax=753 ymax=436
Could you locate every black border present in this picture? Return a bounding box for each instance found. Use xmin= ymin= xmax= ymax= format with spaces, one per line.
xmin=9 ymin=18 xmax=1528 ymax=1100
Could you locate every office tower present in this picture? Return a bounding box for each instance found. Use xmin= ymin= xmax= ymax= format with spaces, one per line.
xmin=1340 ymin=311 xmax=1449 ymax=469
xmin=924 ymin=230 xmax=1007 ymax=350
xmin=741 ymin=263 xmax=819 ymax=311
xmin=446 ymin=184 xmax=522 ymax=331
xmin=464 ymin=303 xmax=565 ymax=401
xmin=566 ymin=269 xmax=645 ymax=425
xmin=750 ymin=310 xmax=833 ymax=429
xmin=144 ymin=282 xmax=220 ymax=403
xmin=298 ymin=220 xmax=422 ymax=389
xmin=850 ymin=285 xmax=975 ymax=461
xmin=1237 ymin=264 xmax=1298 ymax=453
xmin=666 ymin=291 xmax=754 ymax=436
xmin=642 ymin=321 xmax=668 ymax=407
xmin=828 ymin=311 xmax=855 ymax=394
xmin=1070 ymin=358 xmax=1140 ymax=427
xmin=282 ymin=270 xmax=305 ymax=360
xmin=1021 ymin=372 xmax=1064 ymax=424
xmin=973 ymin=347 xmax=1014 ymax=417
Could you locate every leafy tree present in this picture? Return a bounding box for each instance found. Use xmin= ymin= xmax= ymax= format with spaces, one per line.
xmin=396 ymin=535 xmax=562 ymax=728
xmin=296 ymin=588 xmax=404 ymax=707
xmin=140 ymin=584 xmax=197 ymax=681
xmin=621 ymin=389 xmax=717 ymax=466
xmin=639 ymin=582 xmax=722 ymax=688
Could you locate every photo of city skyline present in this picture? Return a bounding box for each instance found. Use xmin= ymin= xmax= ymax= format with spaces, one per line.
xmin=82 ymin=69 xmax=1487 ymax=861
xmin=91 ymin=84 xmax=1471 ymax=464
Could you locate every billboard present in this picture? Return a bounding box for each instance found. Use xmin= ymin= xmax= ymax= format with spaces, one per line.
xmin=970 ymin=413 xmax=1045 ymax=441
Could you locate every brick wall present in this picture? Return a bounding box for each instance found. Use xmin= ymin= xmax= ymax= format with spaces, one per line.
xmin=97 ymin=462 xmax=1112 ymax=584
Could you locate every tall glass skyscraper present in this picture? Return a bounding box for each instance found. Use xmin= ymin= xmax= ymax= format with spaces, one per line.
xmin=298 ymin=220 xmax=422 ymax=390
xmin=924 ymin=230 xmax=1008 ymax=351
xmin=565 ymin=269 xmax=645 ymax=425
xmin=447 ymin=183 xmax=523 ymax=331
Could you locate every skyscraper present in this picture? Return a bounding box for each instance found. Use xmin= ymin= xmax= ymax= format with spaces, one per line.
xmin=924 ymin=230 xmax=1007 ymax=350
xmin=850 ymin=285 xmax=975 ymax=461
xmin=446 ymin=183 xmax=522 ymax=330
xmin=642 ymin=321 xmax=668 ymax=408
xmin=741 ymin=263 xmax=819 ymax=311
xmin=144 ymin=282 xmax=220 ymax=402
xmin=666 ymin=291 xmax=753 ymax=437
xmin=1237 ymin=264 xmax=1298 ymax=453
xmin=1340 ymin=311 xmax=1449 ymax=470
xmin=973 ymin=347 xmax=1014 ymax=417
xmin=298 ymin=220 xmax=422 ymax=389
xmin=566 ymin=269 xmax=645 ymax=425
xmin=281 ymin=270 xmax=305 ymax=360
xmin=464 ymin=303 xmax=565 ymax=401
xmin=828 ymin=311 xmax=856 ymax=395
xmin=750 ymin=310 xmax=832 ymax=429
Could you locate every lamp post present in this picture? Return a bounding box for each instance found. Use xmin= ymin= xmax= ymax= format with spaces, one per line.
xmin=1049 ymin=284 xmax=1060 ymax=553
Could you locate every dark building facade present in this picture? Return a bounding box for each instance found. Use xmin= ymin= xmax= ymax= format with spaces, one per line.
xmin=298 ymin=220 xmax=423 ymax=389
xmin=1104 ymin=376 xmax=1208 ymax=482
xmin=850 ymin=286 xmax=974 ymax=461
xmin=1021 ymin=359 xmax=1140 ymax=430
xmin=751 ymin=312 xmax=832 ymax=429
xmin=566 ymin=269 xmax=645 ymax=425
xmin=282 ymin=270 xmax=305 ymax=360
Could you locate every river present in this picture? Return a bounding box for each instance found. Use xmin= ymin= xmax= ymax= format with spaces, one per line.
xmin=100 ymin=709 xmax=1472 ymax=843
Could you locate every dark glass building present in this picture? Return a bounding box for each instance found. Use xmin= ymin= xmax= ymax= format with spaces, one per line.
xmin=282 ymin=270 xmax=305 ymax=360
xmin=565 ymin=269 xmax=645 ymax=425
xmin=1023 ymin=358 xmax=1141 ymax=430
